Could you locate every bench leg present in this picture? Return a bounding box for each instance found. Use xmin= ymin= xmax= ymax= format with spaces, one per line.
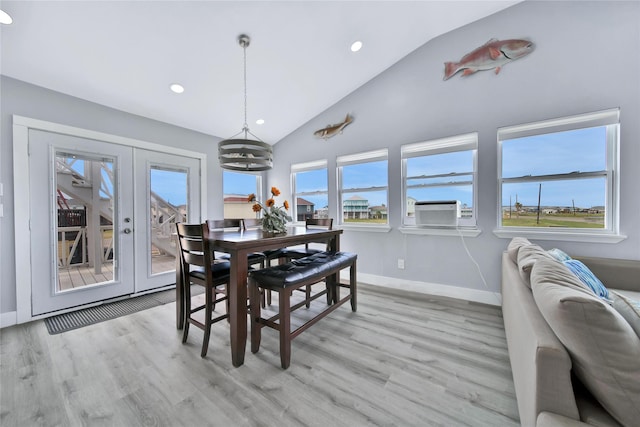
xmin=249 ymin=279 xmax=262 ymax=354
xmin=350 ymin=260 xmax=357 ymax=312
xmin=279 ymin=290 xmax=292 ymax=369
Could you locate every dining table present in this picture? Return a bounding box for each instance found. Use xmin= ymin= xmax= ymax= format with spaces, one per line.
xmin=175 ymin=225 xmax=343 ymax=367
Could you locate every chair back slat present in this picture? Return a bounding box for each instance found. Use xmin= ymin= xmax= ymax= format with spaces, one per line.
xmin=242 ymin=218 xmax=261 ymax=230
xmin=206 ymin=219 xmax=242 ymax=231
xmin=306 ymin=218 xmax=333 ymax=230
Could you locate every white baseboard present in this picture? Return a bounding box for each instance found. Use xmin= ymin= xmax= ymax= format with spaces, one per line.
xmin=1 ymin=311 xmax=17 ymax=328
xmin=341 ymin=271 xmax=502 ymax=306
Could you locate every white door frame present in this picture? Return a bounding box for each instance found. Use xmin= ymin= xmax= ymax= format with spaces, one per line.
xmin=12 ymin=115 xmax=207 ymax=323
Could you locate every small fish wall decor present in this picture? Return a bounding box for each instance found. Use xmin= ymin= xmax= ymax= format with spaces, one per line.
xmin=314 ymin=114 xmax=353 ymax=140
xmin=443 ymin=38 xmax=534 ymax=80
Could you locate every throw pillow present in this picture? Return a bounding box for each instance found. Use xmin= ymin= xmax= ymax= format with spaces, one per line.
xmin=611 ymin=290 xmax=640 ymax=338
xmin=563 ymin=259 xmax=610 ymax=301
xmin=516 ymin=243 xmax=555 ymax=288
xmin=531 ymin=258 xmax=640 ymax=427
xmin=507 ymin=237 xmax=531 ymax=263
xmin=547 ymin=248 xmax=572 ymax=262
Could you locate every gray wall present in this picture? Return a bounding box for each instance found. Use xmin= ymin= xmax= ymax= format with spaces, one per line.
xmin=0 ymin=76 xmax=225 ymax=314
xmin=268 ymin=1 xmax=640 ymax=294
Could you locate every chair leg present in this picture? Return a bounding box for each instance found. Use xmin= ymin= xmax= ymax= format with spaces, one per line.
xmin=249 ymin=279 xmax=262 ymax=354
xmin=305 ymin=285 xmax=311 ymax=308
xmin=350 ymin=261 xmax=357 ymax=312
xmin=279 ymin=290 xmax=292 ymax=369
xmin=182 ymin=283 xmax=191 ymax=343
xmin=201 ymin=285 xmax=213 ymax=358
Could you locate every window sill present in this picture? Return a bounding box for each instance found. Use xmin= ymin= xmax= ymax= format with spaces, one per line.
xmin=398 ymin=226 xmax=482 ymax=237
xmin=339 ymin=224 xmax=392 ymax=233
xmin=492 ymin=228 xmax=627 ymax=243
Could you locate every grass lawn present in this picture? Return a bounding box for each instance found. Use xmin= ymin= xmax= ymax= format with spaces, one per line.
xmin=502 ymin=213 xmax=604 ymax=228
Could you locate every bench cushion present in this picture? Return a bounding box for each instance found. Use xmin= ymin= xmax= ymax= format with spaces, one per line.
xmin=249 ymin=251 xmax=356 ymax=290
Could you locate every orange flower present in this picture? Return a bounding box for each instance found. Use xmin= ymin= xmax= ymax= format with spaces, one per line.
xmin=266 ymin=198 xmax=275 ymax=208
xmin=271 ymin=187 xmax=281 ymax=197
xmin=252 ymin=203 xmax=261 ymax=212
xmin=247 ymin=193 xmax=256 ymax=203
xmin=283 ymin=200 xmax=289 ymax=210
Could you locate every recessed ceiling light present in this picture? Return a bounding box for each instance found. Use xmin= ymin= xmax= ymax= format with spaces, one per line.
xmin=170 ymin=83 xmax=184 ymax=94
xmin=350 ymin=40 xmax=363 ymax=52
xmin=256 ymin=119 xmax=265 ymax=125
xmin=0 ymin=9 xmax=13 ymax=25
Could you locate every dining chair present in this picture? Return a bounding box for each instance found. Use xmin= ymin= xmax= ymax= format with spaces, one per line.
xmin=208 ymin=219 xmax=267 ymax=269
xmin=263 ymin=218 xmax=334 ymax=307
xmin=176 ymin=222 xmax=231 ymax=358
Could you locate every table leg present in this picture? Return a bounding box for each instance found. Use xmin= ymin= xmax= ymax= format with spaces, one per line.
xmin=229 ymin=252 xmax=249 ymax=367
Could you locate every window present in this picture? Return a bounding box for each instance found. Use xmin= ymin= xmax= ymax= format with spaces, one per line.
xmin=401 ymin=133 xmax=478 ymax=227
xmin=291 ymin=160 xmax=328 ymax=222
xmin=337 ymin=149 xmax=388 ymax=225
xmin=222 ymin=170 xmax=261 ymax=219
xmin=498 ymin=109 xmax=619 ymax=234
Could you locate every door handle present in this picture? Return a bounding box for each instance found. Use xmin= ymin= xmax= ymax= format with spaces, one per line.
xmin=123 ymin=228 xmax=132 ymax=234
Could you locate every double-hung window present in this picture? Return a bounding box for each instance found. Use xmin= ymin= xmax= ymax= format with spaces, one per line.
xmin=222 ymin=170 xmax=262 ymax=219
xmin=498 ymin=108 xmax=619 ymax=236
xmin=337 ymin=149 xmax=388 ymax=226
xmin=291 ymin=160 xmax=328 ymax=222
xmin=401 ymin=133 xmax=478 ymax=227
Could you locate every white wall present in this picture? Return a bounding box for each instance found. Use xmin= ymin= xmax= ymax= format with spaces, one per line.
xmin=267 ymin=1 xmax=640 ymax=296
xmin=0 ymin=76 xmax=225 ymax=317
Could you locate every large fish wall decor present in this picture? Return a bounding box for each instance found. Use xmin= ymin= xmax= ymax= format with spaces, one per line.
xmin=443 ymin=38 xmax=534 ymax=80
xmin=314 ymin=114 xmax=353 ymax=140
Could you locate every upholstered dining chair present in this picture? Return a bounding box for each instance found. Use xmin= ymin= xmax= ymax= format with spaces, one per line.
xmin=263 ymin=218 xmax=334 ymax=307
xmin=176 ymin=222 xmax=231 ymax=358
xmin=207 ymin=219 xmax=267 ymax=269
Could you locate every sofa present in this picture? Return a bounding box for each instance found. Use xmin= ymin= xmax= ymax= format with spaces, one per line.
xmin=501 ymin=238 xmax=640 ymax=427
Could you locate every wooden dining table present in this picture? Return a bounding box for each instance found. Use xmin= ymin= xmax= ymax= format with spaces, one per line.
xmin=175 ymin=225 xmax=343 ymax=367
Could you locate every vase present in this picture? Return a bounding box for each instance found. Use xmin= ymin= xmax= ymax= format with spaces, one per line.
xmin=262 ymin=215 xmax=287 ymax=234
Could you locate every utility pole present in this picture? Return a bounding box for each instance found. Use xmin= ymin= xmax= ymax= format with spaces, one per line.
xmin=536 ymin=184 xmax=542 ymax=225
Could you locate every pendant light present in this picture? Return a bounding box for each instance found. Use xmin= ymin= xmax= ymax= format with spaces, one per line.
xmin=218 ymin=34 xmax=273 ymax=171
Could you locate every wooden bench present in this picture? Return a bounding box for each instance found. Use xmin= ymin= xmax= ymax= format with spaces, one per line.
xmin=248 ymin=251 xmax=357 ymax=369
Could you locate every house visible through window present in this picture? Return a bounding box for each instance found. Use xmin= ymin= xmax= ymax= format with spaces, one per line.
xmin=223 ymin=170 xmax=261 ymax=219
xmin=498 ymin=109 xmax=619 ymax=233
xmin=291 ymin=160 xmax=328 ymax=222
xmin=337 ymin=149 xmax=388 ymax=225
xmin=401 ymin=133 xmax=478 ymax=227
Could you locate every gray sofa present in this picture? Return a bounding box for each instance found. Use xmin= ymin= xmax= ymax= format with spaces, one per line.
xmin=501 ymin=240 xmax=640 ymax=427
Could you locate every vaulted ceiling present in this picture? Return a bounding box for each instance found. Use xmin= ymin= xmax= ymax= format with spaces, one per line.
xmin=1 ymin=1 xmax=519 ymax=143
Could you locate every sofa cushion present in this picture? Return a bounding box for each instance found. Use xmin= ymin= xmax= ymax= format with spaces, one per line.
xmin=517 ymin=243 xmax=556 ymax=288
xmin=563 ymin=259 xmax=611 ymax=301
xmin=548 ymin=248 xmax=572 ymax=262
xmin=507 ymin=236 xmax=532 ymax=263
xmin=611 ymin=290 xmax=640 ymax=339
xmin=531 ymin=258 xmax=640 ymax=427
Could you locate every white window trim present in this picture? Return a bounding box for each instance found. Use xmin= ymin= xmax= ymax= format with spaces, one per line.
xmin=495 ymin=108 xmax=623 ymax=241
xmin=401 ymin=132 xmax=478 ymax=229
xmin=291 ymin=159 xmax=328 ymax=224
xmin=337 ymin=149 xmax=389 ymax=226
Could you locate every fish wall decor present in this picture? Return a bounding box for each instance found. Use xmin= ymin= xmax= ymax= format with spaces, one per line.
xmin=314 ymin=114 xmax=353 ymax=140
xmin=443 ymin=38 xmax=534 ymax=80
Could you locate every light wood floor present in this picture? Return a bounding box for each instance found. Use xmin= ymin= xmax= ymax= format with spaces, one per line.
xmin=0 ymin=285 xmax=520 ymax=427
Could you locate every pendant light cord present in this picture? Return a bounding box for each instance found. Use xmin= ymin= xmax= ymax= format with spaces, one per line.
xmin=243 ymin=40 xmax=249 ymax=138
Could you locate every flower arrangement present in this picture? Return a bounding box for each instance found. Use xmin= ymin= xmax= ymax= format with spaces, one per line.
xmin=248 ymin=186 xmax=292 ymax=234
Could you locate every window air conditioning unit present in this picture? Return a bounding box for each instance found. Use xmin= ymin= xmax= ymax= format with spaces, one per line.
xmin=415 ymin=201 xmax=461 ymax=227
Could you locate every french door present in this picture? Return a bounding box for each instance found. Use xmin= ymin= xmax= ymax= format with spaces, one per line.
xmin=28 ymin=129 xmax=201 ymax=316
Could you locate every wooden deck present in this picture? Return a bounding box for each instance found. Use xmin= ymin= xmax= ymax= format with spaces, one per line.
xmin=57 ymin=255 xmax=176 ymax=291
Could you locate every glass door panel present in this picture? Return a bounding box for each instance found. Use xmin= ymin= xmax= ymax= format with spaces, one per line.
xmin=149 ymin=166 xmax=188 ymax=275
xmin=56 ymin=152 xmax=116 ymax=290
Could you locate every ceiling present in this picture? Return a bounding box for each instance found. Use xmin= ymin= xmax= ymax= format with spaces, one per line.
xmin=0 ymin=1 xmax=519 ymax=144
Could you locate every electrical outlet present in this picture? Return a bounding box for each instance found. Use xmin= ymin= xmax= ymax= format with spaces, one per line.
xmin=397 ymin=258 xmax=405 ymax=269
